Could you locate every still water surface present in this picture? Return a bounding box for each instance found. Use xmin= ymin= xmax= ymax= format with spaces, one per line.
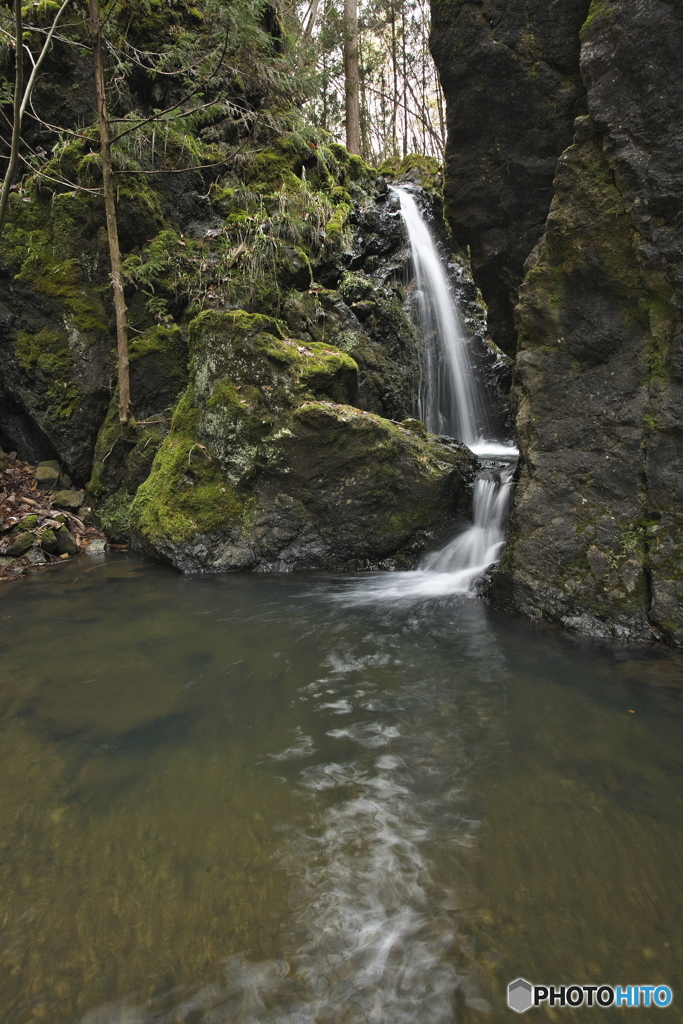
xmin=1 ymin=555 xmax=682 ymax=1023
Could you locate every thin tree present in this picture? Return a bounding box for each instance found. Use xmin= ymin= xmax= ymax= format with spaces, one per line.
xmin=343 ymin=0 xmax=361 ymax=154
xmin=89 ymin=0 xmax=130 ymax=425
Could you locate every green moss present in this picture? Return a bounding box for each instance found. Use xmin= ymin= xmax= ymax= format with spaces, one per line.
xmin=189 ymin=309 xmax=284 ymax=353
xmin=519 ymin=139 xmax=653 ymax=360
xmin=324 ymin=202 xmax=352 ymax=246
xmin=129 ymin=323 xmax=187 ymax=382
xmin=87 ymin=404 xmax=124 ymax=499
xmin=246 ymin=147 xmax=306 ymax=189
xmin=581 ymin=0 xmax=617 ymax=33
xmin=170 ymin=384 xmax=201 ymax=435
xmin=379 ymin=153 xmax=441 ymax=191
xmin=6 ymin=189 xmax=110 ymax=334
xmin=15 ymin=327 xmax=70 ymax=374
xmin=97 ymin=492 xmax=134 ymax=541
xmin=14 ymin=325 xmax=81 ymax=418
xmin=130 ymin=432 xmax=247 ymax=543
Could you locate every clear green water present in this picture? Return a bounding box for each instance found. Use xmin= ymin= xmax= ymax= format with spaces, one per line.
xmin=1 ymin=554 xmax=682 ymax=1023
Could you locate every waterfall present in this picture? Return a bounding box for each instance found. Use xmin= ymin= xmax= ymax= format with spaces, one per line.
xmin=337 ymin=187 xmax=518 ymax=604
xmin=394 ymin=187 xmax=493 ymax=448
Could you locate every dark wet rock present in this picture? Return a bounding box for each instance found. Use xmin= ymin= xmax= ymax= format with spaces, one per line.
xmin=491 ymin=0 xmax=683 ymax=645
xmin=39 ymin=528 xmax=59 ymax=554
xmin=6 ymin=532 xmax=35 ymax=558
xmin=130 ymin=310 xmax=476 ymax=572
xmin=430 ymin=0 xmax=591 ymax=356
xmin=54 ymin=525 xmax=79 ymax=555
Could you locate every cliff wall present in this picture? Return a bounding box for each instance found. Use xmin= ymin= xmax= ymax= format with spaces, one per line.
xmin=432 ymin=0 xmax=683 ymax=643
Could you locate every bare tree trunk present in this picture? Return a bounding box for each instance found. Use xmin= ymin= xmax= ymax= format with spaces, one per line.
xmin=390 ymin=1 xmax=398 ymax=156
xmin=343 ymin=0 xmax=361 ymax=155
xmin=301 ymin=0 xmax=320 ymax=43
xmin=89 ymin=0 xmax=130 ymax=426
xmin=401 ymin=0 xmax=408 ymax=157
xmin=0 ymin=2 xmax=23 ymax=239
xmin=360 ymin=62 xmax=370 ymax=160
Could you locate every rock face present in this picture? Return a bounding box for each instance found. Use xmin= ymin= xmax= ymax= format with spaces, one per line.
xmin=130 ymin=312 xmax=475 ymax=572
xmin=430 ymin=0 xmax=591 ymax=356
xmin=434 ymin=0 xmax=683 ymax=643
xmin=132 ymin=307 xmax=475 ymax=573
xmin=499 ymin=0 xmax=683 ymax=644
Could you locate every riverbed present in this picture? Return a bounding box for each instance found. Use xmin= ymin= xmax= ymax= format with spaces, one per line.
xmin=1 ymin=554 xmax=682 ymax=1022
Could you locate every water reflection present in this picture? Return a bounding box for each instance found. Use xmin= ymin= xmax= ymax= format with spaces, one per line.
xmin=0 ymin=556 xmax=682 ymax=1023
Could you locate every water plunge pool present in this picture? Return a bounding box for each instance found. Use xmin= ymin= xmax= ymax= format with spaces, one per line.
xmin=1 ymin=555 xmax=682 ymax=1022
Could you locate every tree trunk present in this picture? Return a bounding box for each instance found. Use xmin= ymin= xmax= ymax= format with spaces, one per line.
xmin=401 ymin=0 xmax=408 ymax=157
xmin=302 ymin=0 xmax=320 ymax=43
xmin=0 ymin=1 xmax=24 ymax=240
xmin=390 ymin=1 xmax=398 ymax=156
xmin=343 ymin=0 xmax=361 ymax=155
xmin=89 ymin=0 xmax=130 ymax=426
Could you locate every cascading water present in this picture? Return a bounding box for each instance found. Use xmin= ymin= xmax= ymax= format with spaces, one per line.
xmin=338 ymin=187 xmax=518 ymax=604
xmin=394 ymin=187 xmax=493 ymax=448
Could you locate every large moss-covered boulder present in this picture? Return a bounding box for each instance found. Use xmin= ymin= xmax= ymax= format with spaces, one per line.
xmin=130 ymin=311 xmax=475 ymax=572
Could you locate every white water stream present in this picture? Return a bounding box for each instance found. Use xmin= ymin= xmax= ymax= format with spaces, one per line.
xmin=394 ymin=187 xmax=492 ymax=448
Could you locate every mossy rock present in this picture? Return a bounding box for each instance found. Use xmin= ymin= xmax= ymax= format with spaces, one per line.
xmin=379 ymin=153 xmax=442 ymax=193
xmin=130 ymin=310 xmax=475 ymax=572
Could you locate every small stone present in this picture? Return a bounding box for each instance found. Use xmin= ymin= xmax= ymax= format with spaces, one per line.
xmin=85 ymin=538 xmax=107 ymax=556
xmin=38 ymin=460 xmax=60 ymax=471
xmin=35 ymin=464 xmax=60 ymax=491
xmin=0 ymin=556 xmax=16 ymax=568
xmin=59 ymin=553 xmax=70 ymax=560
xmin=6 ymin=531 xmax=35 ymax=557
xmin=26 ymin=549 xmax=47 ymax=565
xmin=57 ymin=472 xmax=73 ymax=489
xmin=78 ymin=506 xmax=94 ymax=525
xmin=55 ymin=526 xmax=79 ymax=555
xmin=53 ymin=489 xmax=85 ymax=512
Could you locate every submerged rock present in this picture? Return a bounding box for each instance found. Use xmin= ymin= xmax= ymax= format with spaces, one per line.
xmin=130 ymin=311 xmax=475 ymax=572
